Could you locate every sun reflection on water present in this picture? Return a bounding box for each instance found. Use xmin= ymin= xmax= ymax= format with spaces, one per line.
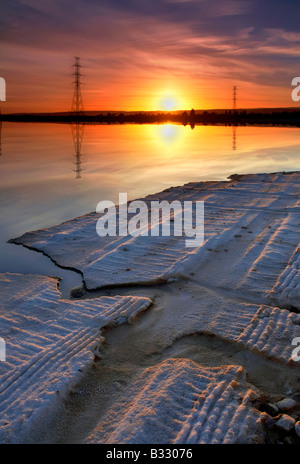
xmin=157 ymin=124 xmax=179 ymax=145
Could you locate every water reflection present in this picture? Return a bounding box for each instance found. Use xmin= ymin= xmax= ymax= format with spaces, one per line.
xmin=0 ymin=120 xmax=299 ymax=250
xmin=157 ymin=124 xmax=180 ymax=146
xmin=1 ymin=121 xmax=298 ymax=291
xmin=232 ymin=125 xmax=237 ymax=151
xmin=71 ymin=122 xmax=85 ymax=179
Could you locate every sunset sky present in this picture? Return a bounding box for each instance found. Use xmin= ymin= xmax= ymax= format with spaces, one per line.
xmin=1 ymin=0 xmax=300 ymax=113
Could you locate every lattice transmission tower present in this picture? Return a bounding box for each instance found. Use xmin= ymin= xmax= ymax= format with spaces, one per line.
xmin=70 ymin=57 xmax=85 ymax=178
xmin=71 ymin=56 xmax=84 ymax=114
xmin=232 ymin=85 xmax=237 ymax=111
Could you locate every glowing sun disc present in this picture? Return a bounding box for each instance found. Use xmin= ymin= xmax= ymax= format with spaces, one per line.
xmin=160 ymin=95 xmax=178 ymax=111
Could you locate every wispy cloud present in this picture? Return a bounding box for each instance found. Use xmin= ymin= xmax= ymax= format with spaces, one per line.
xmin=1 ymin=0 xmax=300 ymax=111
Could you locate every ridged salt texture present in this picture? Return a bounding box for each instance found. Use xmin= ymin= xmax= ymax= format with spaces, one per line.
xmin=3 ymin=172 xmax=300 ymax=444
xmin=268 ymin=247 xmax=300 ymax=309
xmin=236 ymin=305 xmax=300 ymax=363
xmin=11 ymin=173 xmax=300 ymax=309
xmin=196 ymin=298 xmax=300 ymax=364
xmin=88 ymin=359 xmax=266 ymax=444
xmin=129 ymin=289 xmax=300 ymax=365
xmin=0 ymin=273 xmax=151 ymax=443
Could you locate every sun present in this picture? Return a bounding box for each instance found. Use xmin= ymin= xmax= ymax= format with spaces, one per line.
xmin=160 ymin=95 xmax=178 ymax=111
xmin=153 ymin=86 xmax=187 ymax=112
xmin=156 ymin=91 xmax=183 ymax=111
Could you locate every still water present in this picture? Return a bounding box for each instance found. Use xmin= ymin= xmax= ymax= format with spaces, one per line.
xmin=0 ymin=122 xmax=299 ymax=295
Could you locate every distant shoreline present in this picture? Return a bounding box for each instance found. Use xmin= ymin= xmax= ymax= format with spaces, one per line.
xmin=1 ymin=108 xmax=300 ymax=127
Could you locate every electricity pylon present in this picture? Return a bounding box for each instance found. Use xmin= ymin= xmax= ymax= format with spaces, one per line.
xmin=233 ymin=85 xmax=237 ymax=111
xmin=71 ymin=57 xmax=84 ymax=114
xmin=71 ymin=56 xmax=85 ymax=178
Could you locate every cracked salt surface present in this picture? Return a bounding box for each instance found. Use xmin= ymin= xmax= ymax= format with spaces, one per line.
xmin=0 ymin=273 xmax=151 ymax=443
xmin=11 ymin=173 xmax=300 ymax=310
xmin=2 ymin=171 xmax=300 ymax=444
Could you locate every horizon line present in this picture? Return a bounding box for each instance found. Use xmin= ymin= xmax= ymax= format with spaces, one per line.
xmin=2 ymin=106 xmax=300 ymax=116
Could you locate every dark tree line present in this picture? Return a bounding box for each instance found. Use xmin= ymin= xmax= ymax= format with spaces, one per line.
xmin=1 ymin=108 xmax=300 ymax=127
